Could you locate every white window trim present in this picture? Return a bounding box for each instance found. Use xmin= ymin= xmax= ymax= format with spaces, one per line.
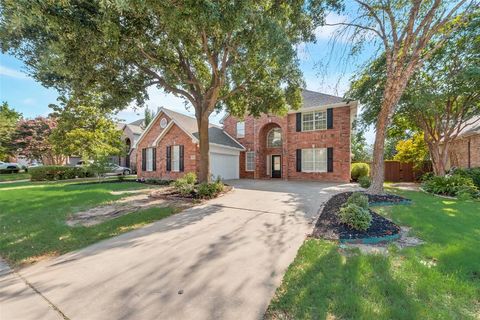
xmin=301 ymin=111 xmax=327 ymax=132
xmin=146 ymin=148 xmax=153 ymax=172
xmin=237 ymin=121 xmax=245 ymax=138
xmin=267 ymin=128 xmax=282 ymax=148
xmin=172 ymin=145 xmax=180 ymax=172
xmin=245 ymin=151 xmax=255 ymax=172
xmin=301 ymin=148 xmax=327 ymax=173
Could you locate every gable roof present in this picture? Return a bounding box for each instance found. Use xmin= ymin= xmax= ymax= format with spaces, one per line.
xmin=129 ymin=118 xmax=145 ymax=126
xmin=301 ymin=89 xmax=345 ymax=108
xmin=136 ymin=107 xmax=244 ymax=150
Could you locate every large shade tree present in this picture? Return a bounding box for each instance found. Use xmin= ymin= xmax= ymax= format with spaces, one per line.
xmin=330 ymin=0 xmax=474 ymax=193
xmin=349 ymin=9 xmax=480 ymax=176
xmin=0 ymin=0 xmax=339 ymax=182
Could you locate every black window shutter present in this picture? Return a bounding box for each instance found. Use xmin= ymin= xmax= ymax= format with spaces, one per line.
xmin=166 ymin=146 xmax=171 ymax=171
xmin=142 ymin=148 xmax=146 ymax=171
xmin=296 ymin=149 xmax=302 ymax=172
xmin=327 ymin=108 xmax=333 ymax=129
xmin=179 ymin=145 xmax=184 ymax=172
xmin=152 ymin=148 xmax=157 ymax=171
xmin=327 ymin=147 xmax=333 ymax=172
xmin=296 ymin=113 xmax=302 ymax=132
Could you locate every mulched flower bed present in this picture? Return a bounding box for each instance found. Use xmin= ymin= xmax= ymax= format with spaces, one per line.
xmin=312 ymin=192 xmax=408 ymax=241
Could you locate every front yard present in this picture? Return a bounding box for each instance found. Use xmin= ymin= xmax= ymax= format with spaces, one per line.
xmin=266 ymin=188 xmax=480 ymax=319
xmin=0 ymin=180 xmax=174 ymax=266
xmin=0 ymin=172 xmax=30 ymax=181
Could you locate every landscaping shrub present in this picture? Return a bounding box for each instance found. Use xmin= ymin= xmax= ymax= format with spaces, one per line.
xmin=346 ymin=192 xmax=369 ymax=209
xmin=450 ymin=167 xmax=480 ymax=188
xmin=29 ymin=166 xmax=94 ymax=181
xmin=197 ymin=181 xmax=224 ymax=199
xmin=339 ymin=204 xmax=372 ymax=231
xmin=422 ymin=174 xmax=478 ymax=198
xmin=339 ymin=192 xmax=372 ymax=231
xmin=351 ymin=163 xmax=370 ymax=181
xmin=144 ymin=178 xmax=172 ymax=185
xmin=173 ymin=172 xmax=197 ymax=196
xmin=358 ymin=176 xmax=371 ymax=188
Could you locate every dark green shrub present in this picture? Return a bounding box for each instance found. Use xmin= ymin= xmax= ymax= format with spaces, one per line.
xmin=451 ymin=167 xmax=480 ymax=188
xmin=29 ymin=166 xmax=92 ymax=181
xmin=358 ymin=176 xmax=371 ymax=188
xmin=173 ymin=172 xmax=197 ymax=196
xmin=420 ymin=172 xmax=434 ymax=182
xmin=351 ymin=163 xmax=370 ymax=181
xmin=422 ymin=174 xmax=478 ymax=198
xmin=346 ymin=192 xmax=369 ymax=209
xmin=339 ymin=204 xmax=372 ymax=231
xmin=145 ymin=178 xmax=172 ymax=185
xmin=196 ymin=181 xmax=224 ymax=199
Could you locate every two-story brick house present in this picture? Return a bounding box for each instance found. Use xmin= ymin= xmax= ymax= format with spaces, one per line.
xmin=135 ymin=89 xmax=357 ymax=182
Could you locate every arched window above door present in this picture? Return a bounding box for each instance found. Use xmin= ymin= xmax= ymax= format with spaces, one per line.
xmin=267 ymin=128 xmax=282 ymax=148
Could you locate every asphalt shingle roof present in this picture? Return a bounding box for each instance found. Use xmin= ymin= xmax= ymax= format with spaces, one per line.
xmin=162 ymin=108 xmax=244 ymax=150
xmin=300 ymin=89 xmax=345 ymax=109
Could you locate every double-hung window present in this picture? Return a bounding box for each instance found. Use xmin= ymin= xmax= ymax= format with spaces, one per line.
xmin=172 ymin=145 xmax=180 ymax=172
xmin=236 ymin=121 xmax=245 ymax=138
xmin=146 ymin=148 xmax=153 ymax=171
xmin=301 ymin=148 xmax=327 ymax=172
xmin=302 ymin=111 xmax=327 ymax=131
xmin=246 ymin=151 xmax=255 ymax=171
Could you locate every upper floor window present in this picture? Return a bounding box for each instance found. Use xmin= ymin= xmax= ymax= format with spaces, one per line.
xmin=237 ymin=121 xmax=245 ymax=138
xmin=267 ymin=128 xmax=282 ymax=148
xmin=302 ymin=111 xmax=327 ymax=131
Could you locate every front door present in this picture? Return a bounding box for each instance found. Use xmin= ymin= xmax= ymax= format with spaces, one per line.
xmin=271 ymin=155 xmax=281 ymax=178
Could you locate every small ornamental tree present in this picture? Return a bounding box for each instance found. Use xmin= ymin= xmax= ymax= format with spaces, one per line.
xmin=393 ymin=132 xmax=429 ymax=166
xmin=0 ymin=1 xmax=340 ymax=182
xmin=11 ymin=117 xmax=64 ymax=164
xmin=49 ymin=94 xmax=124 ymax=161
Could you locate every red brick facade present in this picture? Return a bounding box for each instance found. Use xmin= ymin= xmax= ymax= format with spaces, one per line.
xmin=223 ymin=106 xmax=353 ymax=182
xmin=447 ymin=134 xmax=480 ymax=169
xmin=136 ymin=111 xmax=198 ymax=180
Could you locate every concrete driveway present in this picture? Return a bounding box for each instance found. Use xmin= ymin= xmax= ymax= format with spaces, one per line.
xmin=2 ymin=180 xmax=356 ymax=320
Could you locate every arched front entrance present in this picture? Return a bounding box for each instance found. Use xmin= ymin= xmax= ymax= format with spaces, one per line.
xmin=258 ymin=123 xmax=284 ymax=179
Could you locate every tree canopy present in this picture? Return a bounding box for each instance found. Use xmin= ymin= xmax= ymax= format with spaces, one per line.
xmin=49 ymin=94 xmax=124 ymax=161
xmin=0 ymin=0 xmax=339 ymax=181
xmin=0 ymin=101 xmax=22 ymax=161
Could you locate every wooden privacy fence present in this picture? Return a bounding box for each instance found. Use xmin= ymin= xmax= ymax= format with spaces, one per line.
xmin=383 ymin=161 xmax=432 ymax=182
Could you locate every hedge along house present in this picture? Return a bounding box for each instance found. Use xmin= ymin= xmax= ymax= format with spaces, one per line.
xmin=136 ymin=90 xmax=357 ymax=182
xmin=135 ymin=108 xmax=245 ymax=180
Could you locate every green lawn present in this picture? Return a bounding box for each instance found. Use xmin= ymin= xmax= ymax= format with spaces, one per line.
xmin=0 ymin=180 xmax=174 ymax=266
xmin=0 ymin=172 xmax=30 ymax=181
xmin=266 ymin=188 xmax=480 ymax=320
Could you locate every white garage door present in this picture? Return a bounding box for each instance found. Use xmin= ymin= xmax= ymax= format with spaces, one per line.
xmin=210 ymin=152 xmax=239 ymax=180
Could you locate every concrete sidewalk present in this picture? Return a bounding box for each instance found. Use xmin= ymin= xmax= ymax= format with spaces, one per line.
xmin=0 ymin=259 xmax=62 ymax=319
xmin=4 ymin=180 xmax=356 ymax=320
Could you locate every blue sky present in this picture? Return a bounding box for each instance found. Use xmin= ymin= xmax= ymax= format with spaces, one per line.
xmin=0 ymin=12 xmax=376 ymax=142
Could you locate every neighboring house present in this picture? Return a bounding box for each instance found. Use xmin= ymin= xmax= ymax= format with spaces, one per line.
xmin=117 ymin=119 xmax=145 ymax=171
xmin=447 ymin=117 xmax=480 ymax=169
xmin=136 ymin=89 xmax=357 ymax=182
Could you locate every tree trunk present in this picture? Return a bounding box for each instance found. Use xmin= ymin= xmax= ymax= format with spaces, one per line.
xmin=197 ymin=112 xmax=211 ymax=183
xmin=425 ymin=139 xmax=449 ymax=176
xmin=367 ymin=104 xmax=390 ymax=194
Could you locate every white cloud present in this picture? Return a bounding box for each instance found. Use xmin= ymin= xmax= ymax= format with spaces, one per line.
xmin=22 ymin=98 xmax=36 ymax=105
xmin=0 ymin=65 xmax=28 ymax=79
